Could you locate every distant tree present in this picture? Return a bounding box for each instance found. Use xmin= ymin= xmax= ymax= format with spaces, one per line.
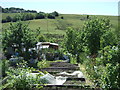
xmin=2 ymin=8 xmax=8 ymax=13
xmin=6 ymin=16 xmax=12 ymax=22
xmin=30 ymin=10 xmax=37 ymax=13
xmin=35 ymin=13 xmax=45 ymax=19
xmin=12 ymin=14 xmax=22 ymax=22
xmin=61 ymin=16 xmax=64 ymax=19
xmin=47 ymin=14 xmax=55 ymax=19
xmin=21 ymin=14 xmax=27 ymax=21
xmin=12 ymin=16 xmax=18 ymax=22
xmin=25 ymin=14 xmax=34 ymax=20
xmin=2 ymin=7 xmax=37 ymax=13
xmin=52 ymin=11 xmax=59 ymax=17
xmin=2 ymin=19 xmax=7 ymax=23
xmin=87 ymin=15 xmax=89 ymax=19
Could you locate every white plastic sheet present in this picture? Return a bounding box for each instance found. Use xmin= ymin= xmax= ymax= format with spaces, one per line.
xmin=27 ymin=73 xmax=67 ymax=85
xmin=59 ymin=71 xmax=85 ymax=78
xmin=40 ymin=73 xmax=67 ymax=85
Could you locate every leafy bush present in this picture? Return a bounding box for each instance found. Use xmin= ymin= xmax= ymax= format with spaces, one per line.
xmin=0 ymin=59 xmax=9 ymax=77
xmin=37 ymin=60 xmax=50 ymax=69
xmin=83 ymin=17 xmax=111 ymax=55
xmin=4 ymin=61 xmax=48 ymax=89
xmin=2 ymin=19 xmax=7 ymax=23
xmin=84 ymin=46 xmax=120 ymax=89
xmin=47 ymin=14 xmax=55 ymax=19
xmin=35 ymin=13 xmax=45 ymax=19
xmin=99 ymin=63 xmax=119 ymax=89
xmin=51 ymin=11 xmax=59 ymax=17
xmin=6 ymin=16 xmax=12 ymax=22
xmin=2 ymin=22 xmax=37 ymax=60
xmin=65 ymin=27 xmax=84 ymax=63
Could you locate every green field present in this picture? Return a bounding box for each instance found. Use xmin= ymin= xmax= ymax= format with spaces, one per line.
xmin=2 ymin=13 xmax=118 ymax=35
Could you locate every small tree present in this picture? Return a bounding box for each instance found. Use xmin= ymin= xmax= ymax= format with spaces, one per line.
xmin=35 ymin=13 xmax=45 ymax=19
xmin=2 ymin=22 xmax=36 ymax=60
xmin=61 ymin=16 xmax=64 ymax=19
xmin=51 ymin=11 xmax=59 ymax=17
xmin=47 ymin=14 xmax=55 ymax=19
xmin=2 ymin=19 xmax=7 ymax=23
xmin=83 ymin=17 xmax=111 ymax=55
xmin=6 ymin=16 xmax=12 ymax=22
xmin=65 ymin=27 xmax=84 ymax=63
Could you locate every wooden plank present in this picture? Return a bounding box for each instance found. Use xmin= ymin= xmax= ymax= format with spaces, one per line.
xmin=40 ymin=67 xmax=79 ymax=71
xmin=40 ymin=70 xmax=75 ymax=74
xmin=41 ymin=67 xmax=79 ymax=69
xmin=67 ymin=77 xmax=85 ymax=81
xmin=33 ymin=84 xmax=91 ymax=88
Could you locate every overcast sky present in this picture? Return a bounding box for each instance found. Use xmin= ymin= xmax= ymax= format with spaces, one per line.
xmin=1 ymin=0 xmax=119 ymax=15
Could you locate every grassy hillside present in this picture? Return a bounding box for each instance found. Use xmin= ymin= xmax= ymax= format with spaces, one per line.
xmin=2 ymin=13 xmax=118 ymax=35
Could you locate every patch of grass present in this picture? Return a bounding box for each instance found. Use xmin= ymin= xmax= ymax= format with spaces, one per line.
xmin=79 ymin=63 xmax=94 ymax=87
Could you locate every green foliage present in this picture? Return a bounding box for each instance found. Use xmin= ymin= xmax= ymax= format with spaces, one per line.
xmin=47 ymin=14 xmax=55 ymax=19
xmin=6 ymin=16 xmax=12 ymax=22
xmin=85 ymin=46 xmax=120 ymax=89
xmin=51 ymin=11 xmax=59 ymax=17
xmin=83 ymin=17 xmax=111 ymax=55
xmin=61 ymin=16 xmax=64 ymax=19
xmin=65 ymin=27 xmax=84 ymax=63
xmin=70 ymin=55 xmax=77 ymax=64
xmin=82 ymin=17 xmax=119 ymax=89
xmin=96 ymin=46 xmax=119 ymax=65
xmin=2 ymin=22 xmax=36 ymax=60
xmin=37 ymin=60 xmax=50 ymax=69
xmin=37 ymin=35 xmax=46 ymax=42
xmin=2 ymin=19 xmax=6 ymax=23
xmin=21 ymin=13 xmax=35 ymax=21
xmin=99 ymin=63 xmax=119 ymax=89
xmin=2 ymin=7 xmax=37 ymax=13
xmin=12 ymin=14 xmax=22 ymax=22
xmin=4 ymin=61 xmax=48 ymax=89
xmin=0 ymin=60 xmax=9 ymax=77
xmin=100 ymin=30 xmax=117 ymax=49
xmin=35 ymin=13 xmax=45 ymax=19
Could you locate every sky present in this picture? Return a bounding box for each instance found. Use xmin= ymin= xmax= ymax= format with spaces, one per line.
xmin=0 ymin=0 xmax=119 ymax=16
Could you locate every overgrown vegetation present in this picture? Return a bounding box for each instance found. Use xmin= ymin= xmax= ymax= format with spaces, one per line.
xmin=1 ymin=10 xmax=119 ymax=89
xmin=65 ymin=17 xmax=119 ymax=89
xmin=1 ymin=60 xmax=49 ymax=90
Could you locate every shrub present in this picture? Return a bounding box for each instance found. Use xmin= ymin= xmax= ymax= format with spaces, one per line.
xmin=83 ymin=17 xmax=111 ymax=55
xmin=35 ymin=13 xmax=45 ymax=19
xmin=47 ymin=14 xmax=55 ymax=19
xmin=2 ymin=19 xmax=7 ymax=23
xmin=61 ymin=16 xmax=64 ymax=19
xmin=0 ymin=59 xmax=9 ymax=77
xmin=37 ymin=60 xmax=50 ymax=69
xmin=85 ymin=46 xmax=120 ymax=89
xmin=51 ymin=11 xmax=59 ymax=17
xmin=6 ymin=16 xmax=12 ymax=22
xmin=4 ymin=61 xmax=48 ymax=89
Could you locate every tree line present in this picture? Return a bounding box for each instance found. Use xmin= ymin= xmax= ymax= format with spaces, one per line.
xmin=2 ymin=11 xmax=60 ymax=23
xmin=2 ymin=7 xmax=37 ymax=13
